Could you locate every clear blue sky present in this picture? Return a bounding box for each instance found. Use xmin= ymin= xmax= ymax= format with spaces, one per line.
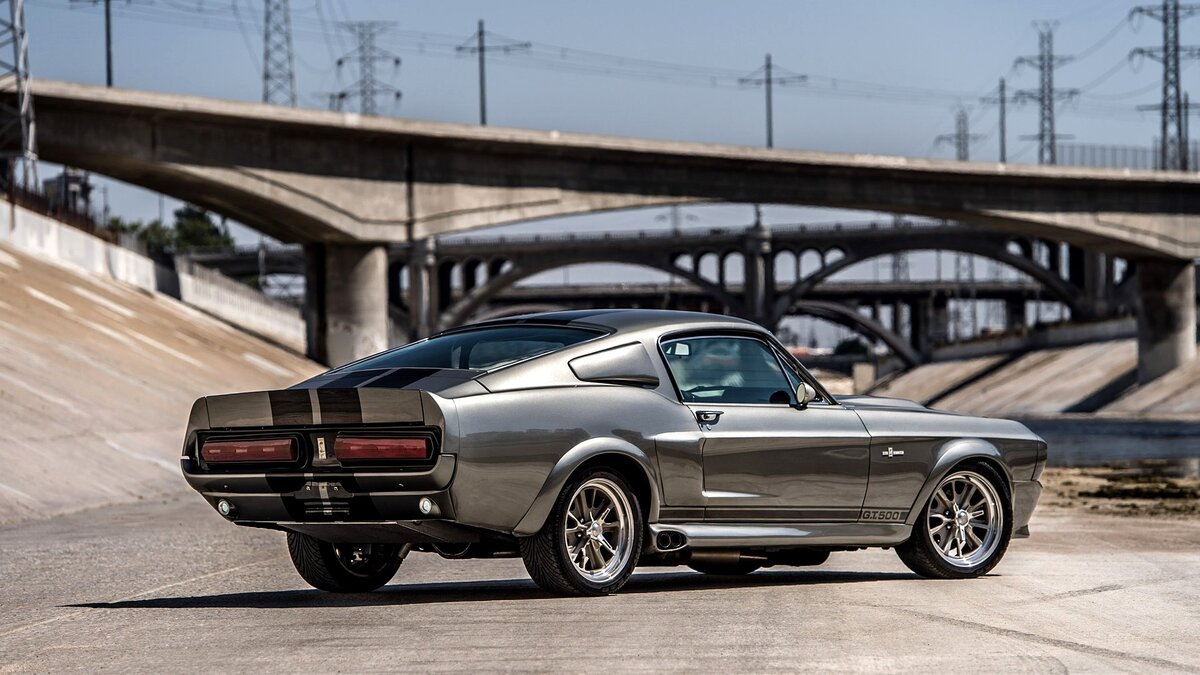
xmin=26 ymin=1 xmax=1178 ymax=340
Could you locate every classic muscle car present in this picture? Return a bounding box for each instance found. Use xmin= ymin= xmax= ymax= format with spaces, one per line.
xmin=181 ymin=309 xmax=1046 ymax=596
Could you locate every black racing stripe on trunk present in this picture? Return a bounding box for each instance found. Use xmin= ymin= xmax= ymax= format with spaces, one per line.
xmin=316 ymin=389 xmax=363 ymax=424
xmin=268 ymin=390 xmax=314 ymax=426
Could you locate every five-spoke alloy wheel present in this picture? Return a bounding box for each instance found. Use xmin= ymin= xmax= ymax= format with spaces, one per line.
xmin=896 ymin=463 xmax=1012 ymax=579
xmin=520 ymin=468 xmax=643 ymax=595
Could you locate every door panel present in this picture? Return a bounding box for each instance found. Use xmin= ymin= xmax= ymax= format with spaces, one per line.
xmin=660 ymin=334 xmax=870 ymax=523
xmin=694 ymin=403 xmax=871 ymax=521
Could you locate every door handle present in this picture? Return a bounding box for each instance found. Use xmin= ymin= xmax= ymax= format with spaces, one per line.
xmin=695 ymin=410 xmax=723 ymax=425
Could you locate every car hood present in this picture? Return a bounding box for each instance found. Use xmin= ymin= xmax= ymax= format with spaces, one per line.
xmin=833 ymin=394 xmax=934 ymax=412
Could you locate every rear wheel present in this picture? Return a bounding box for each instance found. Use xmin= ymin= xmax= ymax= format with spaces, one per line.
xmin=519 ymin=469 xmax=643 ymax=596
xmin=896 ymin=463 xmax=1012 ymax=579
xmin=286 ymin=532 xmax=404 ymax=592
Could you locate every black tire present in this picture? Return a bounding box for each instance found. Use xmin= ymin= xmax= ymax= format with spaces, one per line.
xmin=286 ymin=532 xmax=404 ymax=592
xmin=896 ymin=462 xmax=1013 ymax=579
xmin=519 ymin=468 xmax=643 ymax=596
xmin=687 ymin=560 xmax=762 ymax=576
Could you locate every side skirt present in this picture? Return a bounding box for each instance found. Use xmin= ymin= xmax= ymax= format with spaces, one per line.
xmin=649 ymin=522 xmax=911 ymax=549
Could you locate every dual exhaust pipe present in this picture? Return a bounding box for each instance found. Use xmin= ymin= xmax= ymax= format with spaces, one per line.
xmin=654 ymin=529 xmax=688 ymax=552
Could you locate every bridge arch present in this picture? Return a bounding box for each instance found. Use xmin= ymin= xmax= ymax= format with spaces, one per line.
xmin=770 ymin=239 xmax=1084 ymax=326
xmin=436 ymin=257 xmax=742 ymax=330
xmin=783 ymin=300 xmax=921 ymax=366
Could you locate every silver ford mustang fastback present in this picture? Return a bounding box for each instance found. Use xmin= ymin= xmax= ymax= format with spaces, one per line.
xmin=181 ymin=309 xmax=1046 ymax=596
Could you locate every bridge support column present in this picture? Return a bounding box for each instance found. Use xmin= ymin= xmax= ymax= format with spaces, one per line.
xmin=408 ymin=237 xmax=437 ymax=339
xmin=742 ymin=218 xmax=772 ymax=326
xmin=304 ymin=243 xmax=389 ymax=367
xmin=1068 ymin=247 xmax=1108 ymax=318
xmin=1135 ymin=258 xmax=1196 ymax=384
xmin=1005 ymin=298 xmax=1025 ymax=332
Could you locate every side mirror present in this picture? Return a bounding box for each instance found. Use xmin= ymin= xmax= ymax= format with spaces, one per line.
xmin=796 ymin=383 xmax=818 ymax=408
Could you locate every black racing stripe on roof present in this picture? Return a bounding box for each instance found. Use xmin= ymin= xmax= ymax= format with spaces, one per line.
xmin=503 ymin=309 xmax=624 ymax=325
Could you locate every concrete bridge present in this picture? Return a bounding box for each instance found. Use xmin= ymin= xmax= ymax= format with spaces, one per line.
xmin=22 ymin=79 xmax=1200 ymax=381
xmin=188 ymin=219 xmax=1130 ymax=362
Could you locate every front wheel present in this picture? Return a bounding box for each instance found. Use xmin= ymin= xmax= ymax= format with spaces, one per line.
xmin=896 ymin=463 xmax=1012 ymax=579
xmin=519 ymin=469 xmax=643 ymax=596
xmin=286 ymin=532 xmax=404 ymax=592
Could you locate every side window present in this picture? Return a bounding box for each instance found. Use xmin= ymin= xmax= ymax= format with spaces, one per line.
xmin=662 ymin=336 xmax=795 ymax=405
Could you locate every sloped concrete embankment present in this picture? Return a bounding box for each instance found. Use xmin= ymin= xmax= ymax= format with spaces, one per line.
xmin=0 ymin=209 xmax=322 ymax=523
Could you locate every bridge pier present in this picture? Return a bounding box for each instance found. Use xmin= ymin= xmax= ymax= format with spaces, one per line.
xmin=743 ymin=220 xmax=772 ymax=326
xmin=304 ymin=243 xmax=389 ymax=367
xmin=1135 ymin=258 xmax=1196 ymax=384
xmin=407 ymin=237 xmax=437 ymax=340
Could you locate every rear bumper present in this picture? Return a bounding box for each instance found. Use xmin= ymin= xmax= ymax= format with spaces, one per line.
xmin=1013 ymin=479 xmax=1042 ymax=537
xmin=181 ymin=453 xmax=458 ymax=524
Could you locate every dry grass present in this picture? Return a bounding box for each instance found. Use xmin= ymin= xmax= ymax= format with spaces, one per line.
xmin=1041 ymin=463 xmax=1200 ymax=519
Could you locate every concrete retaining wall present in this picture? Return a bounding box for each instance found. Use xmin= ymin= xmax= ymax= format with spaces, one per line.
xmin=0 ymin=201 xmax=306 ymax=352
xmin=175 ymin=259 xmax=306 ymax=353
xmin=1019 ymin=414 xmax=1200 ymax=466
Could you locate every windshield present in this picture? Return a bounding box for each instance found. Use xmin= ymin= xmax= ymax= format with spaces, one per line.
xmin=335 ymin=325 xmax=602 ymax=372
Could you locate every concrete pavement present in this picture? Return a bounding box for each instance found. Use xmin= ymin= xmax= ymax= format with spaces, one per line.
xmin=1 ymin=493 xmax=1198 ymax=672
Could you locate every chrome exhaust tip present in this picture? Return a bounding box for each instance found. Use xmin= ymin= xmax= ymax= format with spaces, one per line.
xmin=654 ymin=529 xmax=688 ymax=552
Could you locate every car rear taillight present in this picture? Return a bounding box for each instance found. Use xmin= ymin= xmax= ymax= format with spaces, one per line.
xmin=334 ymin=437 xmax=430 ymax=461
xmin=201 ymin=438 xmax=297 ymax=463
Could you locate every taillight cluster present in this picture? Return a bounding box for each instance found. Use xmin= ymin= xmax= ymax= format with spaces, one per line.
xmin=333 ymin=436 xmax=430 ymax=462
xmin=200 ymin=438 xmax=297 ymax=463
xmin=199 ymin=435 xmax=430 ymax=465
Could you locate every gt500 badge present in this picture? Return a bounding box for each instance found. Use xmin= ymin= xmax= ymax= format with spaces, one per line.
xmin=861 ymin=509 xmax=905 ymax=522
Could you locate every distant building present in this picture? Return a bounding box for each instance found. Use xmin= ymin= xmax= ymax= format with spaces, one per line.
xmin=42 ymin=168 xmax=94 ymax=216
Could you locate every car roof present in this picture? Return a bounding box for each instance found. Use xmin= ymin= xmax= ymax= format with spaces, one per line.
xmin=462 ymin=308 xmax=761 ymax=334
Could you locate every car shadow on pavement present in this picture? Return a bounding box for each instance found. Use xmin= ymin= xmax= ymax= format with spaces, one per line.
xmin=65 ymin=569 xmax=917 ymax=610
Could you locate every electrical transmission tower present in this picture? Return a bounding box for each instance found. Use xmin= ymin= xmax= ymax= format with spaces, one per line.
xmin=330 ymin=22 xmax=401 ymax=116
xmin=262 ymin=0 xmax=296 ymax=106
xmin=935 ymin=106 xmax=985 ymax=160
xmin=739 ymin=54 xmax=806 ymax=148
xmin=1013 ymin=23 xmax=1079 ymax=165
xmin=1131 ymin=0 xmax=1200 ymax=170
xmin=457 ymin=21 xmax=530 ymax=126
xmin=0 ymin=0 xmax=36 ymax=188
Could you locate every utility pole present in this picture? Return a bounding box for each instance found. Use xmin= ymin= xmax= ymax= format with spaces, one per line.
xmin=1013 ymin=23 xmax=1078 ymax=165
xmin=456 ymin=20 xmax=529 ymax=126
xmin=262 ymin=0 xmax=296 ymax=106
xmin=739 ymin=54 xmax=806 ymax=148
xmin=1131 ymin=0 xmax=1200 ymax=170
xmin=69 ymin=0 xmax=121 ymax=87
xmin=980 ymin=77 xmax=1008 ymax=162
xmin=934 ymin=107 xmax=985 ymax=161
xmin=331 ymin=22 xmax=402 ymax=116
xmin=0 ymin=0 xmax=36 ymax=188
